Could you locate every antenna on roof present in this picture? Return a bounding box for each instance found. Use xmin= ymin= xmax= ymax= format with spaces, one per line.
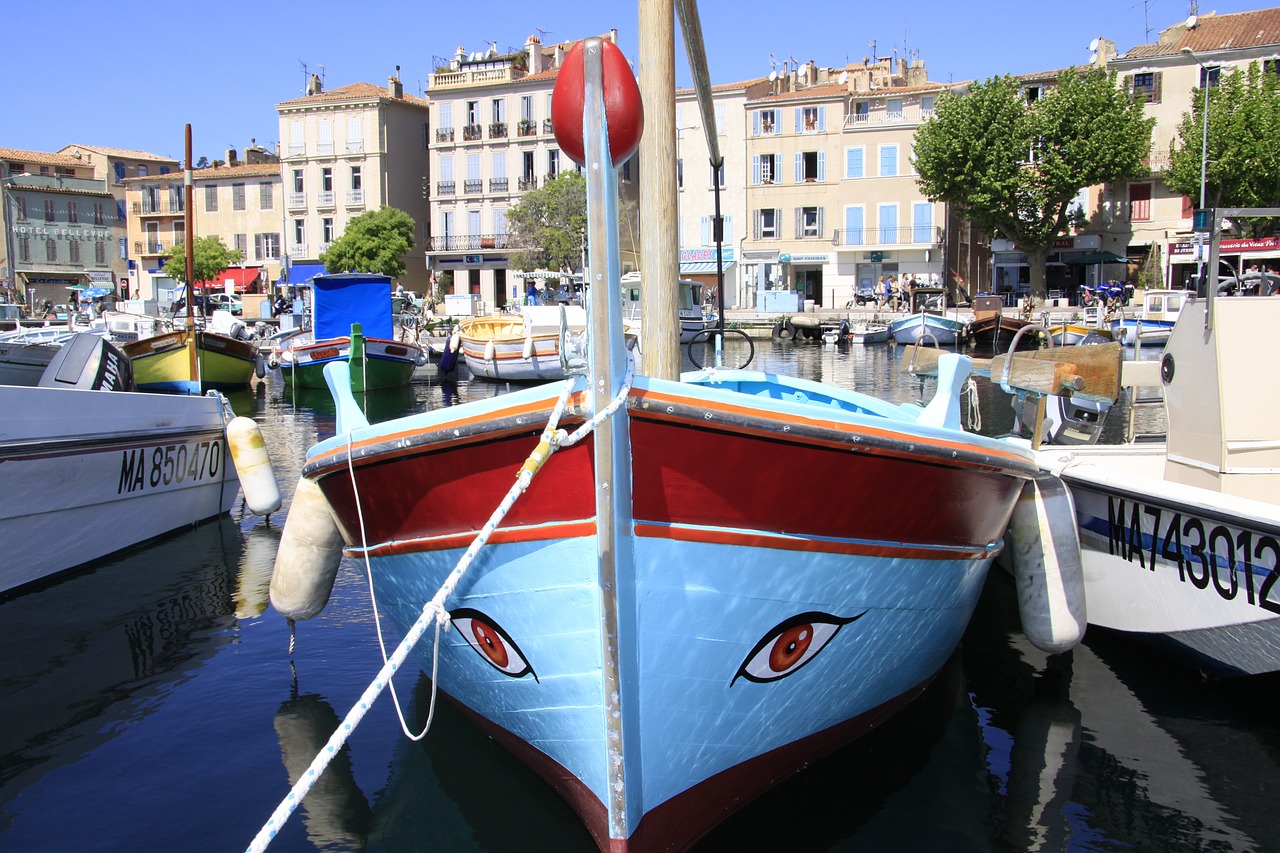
xmin=867 ymin=40 xmax=877 ymax=62
xmin=535 ymin=26 xmax=552 ymax=38
xmin=298 ymin=59 xmax=308 ymax=94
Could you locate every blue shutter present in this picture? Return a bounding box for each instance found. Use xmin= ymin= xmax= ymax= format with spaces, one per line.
xmin=844 ymin=207 xmax=864 ymax=245
xmin=752 ymin=154 xmax=761 ymax=185
xmin=879 ymin=205 xmax=898 ymax=243
xmin=817 ymin=106 xmax=826 ymax=132
xmin=913 ymin=203 xmax=933 ymax=243
xmin=752 ymin=111 xmax=761 ymax=136
xmin=880 ymin=145 xmax=898 ymax=177
xmin=794 ymin=153 xmax=803 ymax=183
xmin=794 ymin=108 xmax=802 ymax=134
xmin=846 ymin=148 xmax=863 ymax=178
xmin=817 ymin=151 xmax=826 ymax=182
xmin=701 ymin=216 xmax=711 ymax=245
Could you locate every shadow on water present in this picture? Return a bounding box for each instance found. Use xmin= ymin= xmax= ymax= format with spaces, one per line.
xmin=0 ymin=515 xmax=246 ymax=819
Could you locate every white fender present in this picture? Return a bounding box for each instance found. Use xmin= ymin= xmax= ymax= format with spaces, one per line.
xmin=522 ymin=334 xmax=535 ymax=360
xmin=1009 ymin=475 xmax=1087 ymax=654
xmin=270 ymin=477 xmax=345 ymax=621
xmin=226 ymin=417 xmax=283 ymax=516
xmin=484 ymin=339 xmax=496 ymax=362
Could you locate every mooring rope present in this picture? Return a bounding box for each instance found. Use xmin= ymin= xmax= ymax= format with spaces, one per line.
xmin=246 ymin=366 xmax=633 ymax=852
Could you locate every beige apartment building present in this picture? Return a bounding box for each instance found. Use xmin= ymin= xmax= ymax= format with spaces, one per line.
xmin=740 ymin=58 xmax=966 ymax=311
xmin=123 ymin=158 xmax=285 ymax=305
xmin=1104 ymin=8 xmax=1280 ymax=290
xmin=424 ymin=31 xmax=638 ymax=312
xmin=275 ymin=75 xmax=432 ymax=294
xmin=673 ymin=78 xmax=770 ymax=308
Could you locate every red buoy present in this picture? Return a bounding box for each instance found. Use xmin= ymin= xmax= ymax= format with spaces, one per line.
xmin=551 ymin=39 xmax=644 ymax=167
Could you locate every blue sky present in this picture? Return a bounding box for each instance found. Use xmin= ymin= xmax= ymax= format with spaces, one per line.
xmin=2 ymin=0 xmax=1266 ymax=162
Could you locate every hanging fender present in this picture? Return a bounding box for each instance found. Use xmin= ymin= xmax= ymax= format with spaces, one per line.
xmin=226 ymin=417 xmax=283 ymax=516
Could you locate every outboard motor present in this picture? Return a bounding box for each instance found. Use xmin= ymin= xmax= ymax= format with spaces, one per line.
xmin=38 ymin=333 xmax=134 ymax=391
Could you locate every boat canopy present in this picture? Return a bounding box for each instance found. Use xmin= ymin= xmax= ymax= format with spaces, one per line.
xmin=312 ymin=273 xmax=394 ymax=340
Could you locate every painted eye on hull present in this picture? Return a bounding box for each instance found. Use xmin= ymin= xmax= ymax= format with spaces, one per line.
xmin=732 ymin=610 xmax=865 ymax=686
xmin=450 ymin=608 xmax=538 ymax=682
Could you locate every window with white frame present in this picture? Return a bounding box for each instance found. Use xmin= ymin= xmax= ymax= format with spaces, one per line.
xmin=350 ymin=165 xmax=362 ymax=190
xmin=879 ymin=144 xmax=899 ymax=177
xmin=520 ymin=95 xmax=534 ymax=122
xmin=797 ymin=106 xmax=824 ymax=132
xmin=322 ymin=218 xmax=334 ymax=244
xmin=754 ymin=109 xmax=778 ymax=136
xmin=755 ymin=208 xmax=780 ymax=239
xmin=797 ymin=206 xmax=823 ymax=238
xmin=321 ymin=168 xmax=333 ymax=192
xmin=293 ymin=169 xmax=304 ymax=192
xmin=293 ymin=219 xmax=305 ymax=245
xmin=752 ymin=153 xmax=780 ymax=185
xmin=885 ymin=98 xmax=904 ymax=120
xmin=845 ymin=146 xmax=865 ymax=179
xmin=796 ymin=151 xmax=825 ymax=182
xmin=548 ymin=150 xmax=560 ymax=178
xmin=878 ymin=204 xmax=898 ymax=243
xmin=492 ymin=98 xmax=505 ymax=123
xmin=843 ymin=206 xmax=865 ymax=245
xmin=465 ymin=100 xmax=479 ymax=125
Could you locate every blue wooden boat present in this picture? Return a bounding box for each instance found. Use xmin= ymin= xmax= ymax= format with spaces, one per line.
xmin=265 ymin=28 xmax=1053 ymax=853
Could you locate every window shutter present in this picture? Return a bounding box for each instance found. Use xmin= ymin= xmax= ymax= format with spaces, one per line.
xmin=794 ymin=153 xmax=803 ymax=183
xmin=723 ymin=215 xmax=733 ymax=245
xmin=816 ymin=207 xmax=824 ymax=238
xmin=752 ymin=154 xmax=761 ymax=185
xmin=753 ymin=209 xmax=762 ymax=240
xmin=752 ymin=111 xmax=761 ymax=136
xmin=817 ymin=151 xmax=826 ymax=182
xmin=794 ymin=108 xmax=802 ymax=134
xmin=1152 ymin=72 xmax=1163 ymax=104
xmin=817 ymin=106 xmax=826 ymax=132
xmin=701 ymin=216 xmax=711 ymax=245
xmin=795 ymin=207 xmax=803 ymax=239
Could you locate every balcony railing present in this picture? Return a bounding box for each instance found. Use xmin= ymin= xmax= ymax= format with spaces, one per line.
xmin=436 ymin=128 xmax=455 ymax=143
xmin=134 ymin=241 xmax=167 ymax=255
xmin=831 ymin=225 xmax=942 ymax=247
xmin=133 ymin=201 xmax=184 ymax=215
xmin=463 ymin=179 xmax=483 ymax=194
xmin=287 ymin=144 xmax=305 ymax=157
xmin=345 ymin=139 xmax=364 ymax=154
xmin=462 ymin=124 xmax=482 ymax=141
xmin=489 ymin=178 xmax=508 ymax=193
xmin=437 ymin=180 xmax=456 ymax=195
xmin=287 ymin=192 xmax=306 ymax=208
xmin=346 ymin=189 xmax=364 ymax=206
xmin=518 ymin=176 xmax=537 ymax=191
xmin=290 ymin=244 xmax=307 ymax=258
xmin=316 ymin=191 xmax=335 ymax=207
xmin=316 ymin=141 xmax=334 ymax=155
xmin=489 ymin=122 xmax=508 ymax=139
xmin=426 ymin=233 xmax=513 ymax=252
xmin=544 ymin=172 xmax=559 ymax=184
xmin=542 ymin=118 xmax=554 ymax=134
xmin=517 ymin=119 xmax=537 ymax=137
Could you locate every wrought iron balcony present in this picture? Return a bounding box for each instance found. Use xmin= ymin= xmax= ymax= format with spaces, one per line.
xmin=518 ymin=176 xmax=537 ymax=191
xmin=437 ymin=180 xmax=456 ymax=195
xmin=287 ymin=192 xmax=306 ymax=208
xmin=542 ymin=118 xmax=554 ymax=134
xmin=517 ymin=119 xmax=537 ymax=137
xmin=346 ymin=189 xmax=364 ymax=206
xmin=462 ymin=124 xmax=482 ymax=141
xmin=489 ymin=178 xmax=509 ymax=193
xmin=316 ymin=191 xmax=335 ymax=207
xmin=436 ymin=128 xmax=455 ymax=143
xmin=463 ymin=179 xmax=483 ymax=194
xmin=489 ymin=122 xmax=508 ymax=139
xmin=345 ymin=139 xmax=364 ymax=154
xmin=426 ymin=233 xmax=513 ymax=252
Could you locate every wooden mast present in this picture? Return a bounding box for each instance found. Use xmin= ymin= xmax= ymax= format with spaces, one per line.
xmin=638 ymin=0 xmax=679 ymax=379
xmin=183 ymin=124 xmax=199 ymax=391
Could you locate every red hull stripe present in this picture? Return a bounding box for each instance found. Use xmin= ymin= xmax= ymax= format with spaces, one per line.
xmin=633 ymin=522 xmax=1000 ymax=561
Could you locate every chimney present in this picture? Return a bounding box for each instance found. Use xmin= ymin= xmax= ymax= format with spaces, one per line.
xmin=453 ymin=45 xmax=466 ymax=70
xmin=389 ymin=67 xmax=403 ymax=99
xmin=226 ymin=148 xmax=239 ymax=167
xmin=307 ymin=73 xmax=322 ymax=95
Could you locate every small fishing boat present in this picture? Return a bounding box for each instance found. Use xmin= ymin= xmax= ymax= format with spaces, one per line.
xmin=967 ymin=295 xmax=1044 ymax=350
xmin=1111 ymin=289 xmax=1191 ymax=347
xmin=1033 ymin=293 xmax=1280 ymax=676
xmin=620 ymin=271 xmax=715 ymax=343
xmin=260 ymin=31 xmax=1068 ymax=853
xmin=457 ymin=305 xmax=586 ymax=382
xmin=122 ymin=128 xmax=257 ymax=395
xmin=850 ymin=320 xmax=890 ymax=344
xmin=271 ymin=273 xmax=426 ymax=391
xmin=0 ymin=330 xmax=279 ymax=596
xmin=889 ymin=287 xmax=969 ymax=345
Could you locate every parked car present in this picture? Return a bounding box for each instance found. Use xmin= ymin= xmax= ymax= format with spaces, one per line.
xmin=206 ymin=293 xmax=243 ymax=315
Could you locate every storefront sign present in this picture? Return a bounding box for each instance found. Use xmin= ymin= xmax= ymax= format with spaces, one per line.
xmin=1170 ymin=235 xmax=1280 ymax=258
xmin=782 ymin=254 xmax=831 ymax=265
xmin=679 ymin=247 xmax=735 ymax=263
xmin=992 ymin=234 xmax=1101 ymax=252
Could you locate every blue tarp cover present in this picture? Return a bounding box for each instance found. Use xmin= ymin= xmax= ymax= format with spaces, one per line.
xmin=286 ymin=263 xmax=326 ymax=284
xmin=313 ymin=273 xmax=394 ymax=340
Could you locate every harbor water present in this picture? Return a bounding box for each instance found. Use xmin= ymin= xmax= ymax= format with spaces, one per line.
xmin=3 ymin=337 xmax=1278 ymax=852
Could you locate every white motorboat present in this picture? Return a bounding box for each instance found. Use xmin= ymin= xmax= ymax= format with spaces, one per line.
xmin=1034 ymin=296 xmax=1280 ymax=676
xmin=1111 ymin=289 xmax=1192 ymax=347
xmin=0 ymin=334 xmax=250 ymax=596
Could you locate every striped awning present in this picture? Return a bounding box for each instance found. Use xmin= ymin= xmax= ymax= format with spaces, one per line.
xmin=679 ymin=261 xmax=736 ymax=275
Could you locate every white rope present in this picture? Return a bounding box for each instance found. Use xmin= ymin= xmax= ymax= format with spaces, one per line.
xmin=247 ymin=369 xmax=633 ymax=852
xmin=963 ymin=376 xmax=982 ymax=433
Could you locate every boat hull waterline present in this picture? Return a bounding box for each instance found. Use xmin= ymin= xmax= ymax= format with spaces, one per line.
xmin=303 ymin=372 xmax=1037 ymax=850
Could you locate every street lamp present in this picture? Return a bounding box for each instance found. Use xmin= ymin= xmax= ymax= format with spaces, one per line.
xmin=1181 ymin=46 xmax=1217 ymax=295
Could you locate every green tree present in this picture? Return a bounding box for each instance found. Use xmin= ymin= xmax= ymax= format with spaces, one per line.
xmin=162 ymin=235 xmax=242 ymax=285
xmin=1164 ymin=62 xmax=1280 ymax=238
xmin=320 ymin=206 xmax=416 ymax=278
xmin=914 ymin=69 xmax=1154 ymax=301
xmin=506 ymin=171 xmax=588 ymax=272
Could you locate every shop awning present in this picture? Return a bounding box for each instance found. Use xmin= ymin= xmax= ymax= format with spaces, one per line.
xmin=1063 ymin=251 xmax=1127 ymax=265
xmin=195 ymin=266 xmax=261 ymax=293
xmin=285 ymin=263 xmax=326 ymax=285
xmin=679 ymin=261 xmax=736 ymax=275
